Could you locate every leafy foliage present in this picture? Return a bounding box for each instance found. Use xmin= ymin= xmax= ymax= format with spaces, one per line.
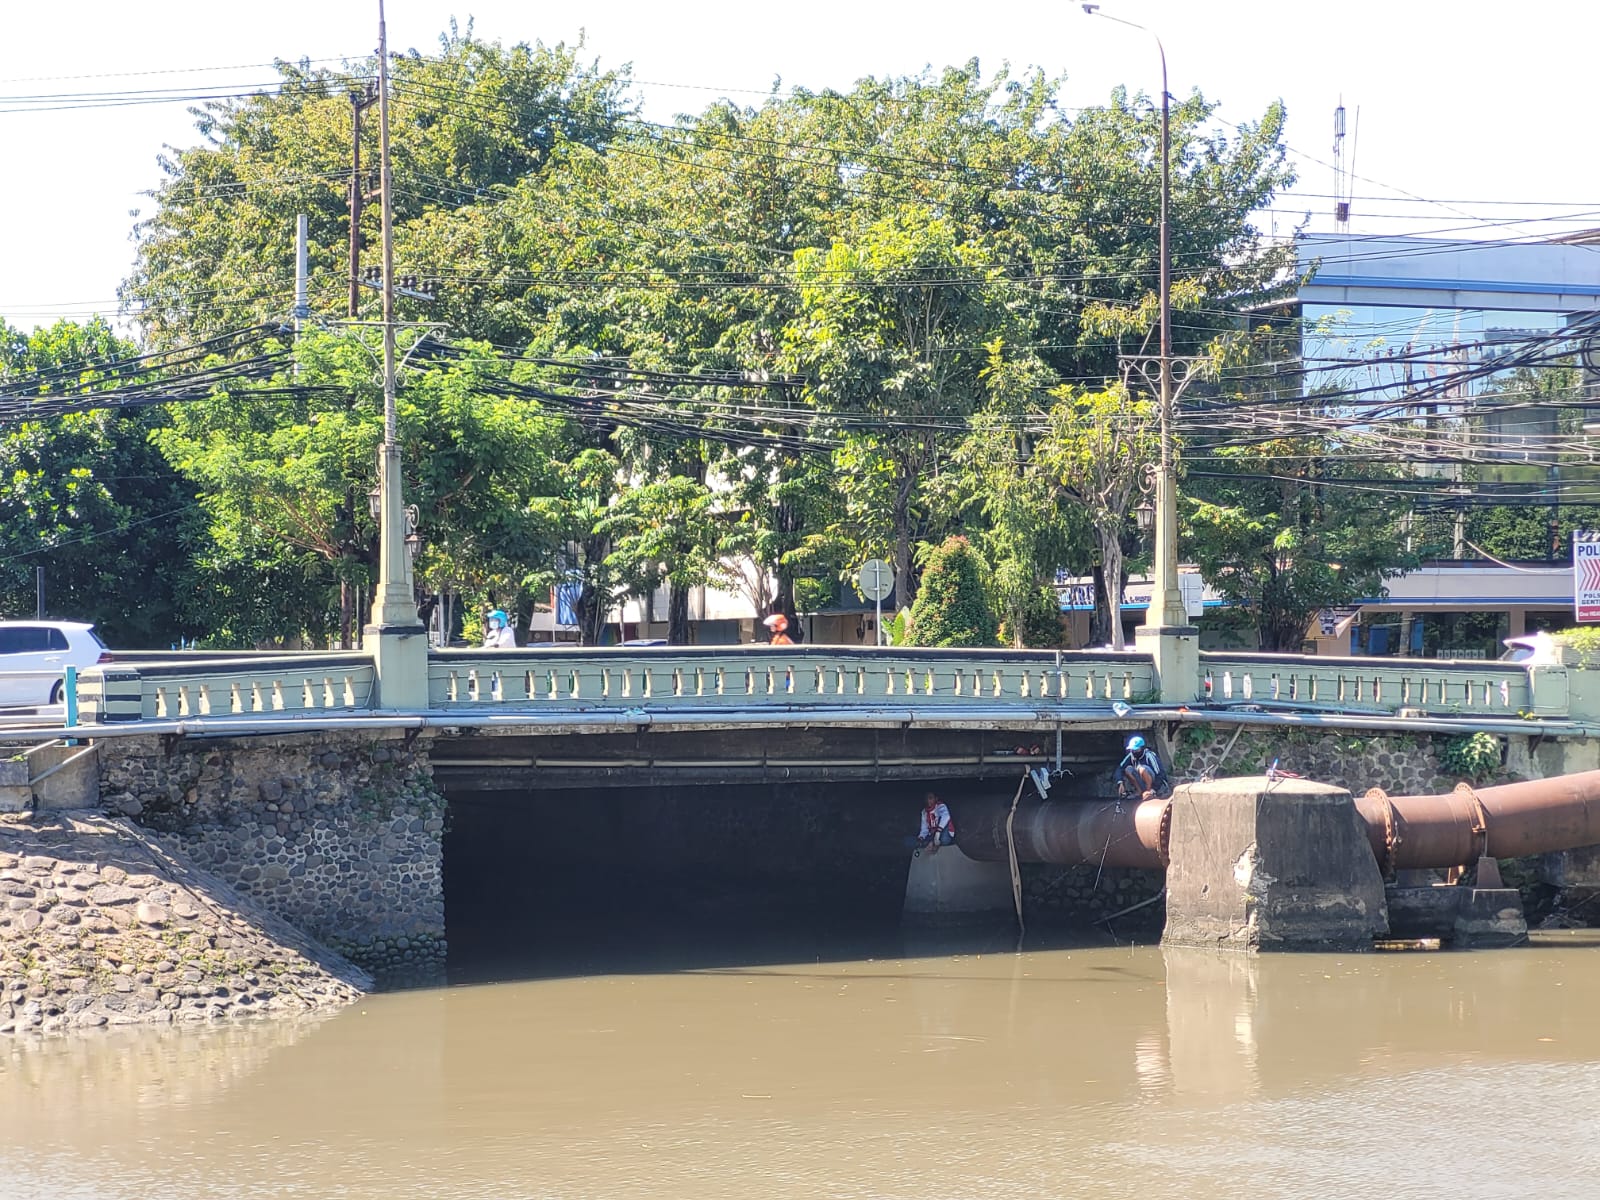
xmin=1184 ymin=434 xmax=1417 ymax=652
xmin=86 ymin=39 xmax=1304 ymax=647
xmin=1438 ymin=732 xmax=1502 ymax=781
xmin=1553 ymin=627 xmax=1600 ymax=668
xmin=907 ymin=536 xmax=998 ymax=647
xmin=0 ymin=318 xmax=207 ymax=646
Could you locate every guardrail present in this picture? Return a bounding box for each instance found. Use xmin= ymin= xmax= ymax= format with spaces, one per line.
xmin=428 ymin=645 xmax=1156 ymax=710
xmin=79 ymin=654 xmax=376 ymax=721
xmin=1199 ymin=651 xmax=1538 ymax=717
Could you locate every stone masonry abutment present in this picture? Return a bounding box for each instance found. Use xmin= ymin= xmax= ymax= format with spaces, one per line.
xmin=96 ymin=732 xmax=446 ymax=985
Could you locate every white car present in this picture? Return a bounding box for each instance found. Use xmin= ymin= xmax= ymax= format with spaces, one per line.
xmin=0 ymin=621 xmax=111 ymax=708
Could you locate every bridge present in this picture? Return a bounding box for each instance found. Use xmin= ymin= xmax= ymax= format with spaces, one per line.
xmin=4 ymin=640 xmax=1598 ymax=992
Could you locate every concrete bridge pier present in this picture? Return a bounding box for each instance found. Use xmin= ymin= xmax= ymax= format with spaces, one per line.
xmin=902 ymin=847 xmax=1014 ymax=917
xmin=1162 ymin=777 xmax=1390 ymax=952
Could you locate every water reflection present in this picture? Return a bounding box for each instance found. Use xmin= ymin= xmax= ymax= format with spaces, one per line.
xmin=4 ymin=931 xmax=1600 ymax=1199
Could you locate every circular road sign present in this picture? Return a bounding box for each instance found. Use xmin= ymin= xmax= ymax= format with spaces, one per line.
xmin=857 ymin=558 xmax=894 ymax=602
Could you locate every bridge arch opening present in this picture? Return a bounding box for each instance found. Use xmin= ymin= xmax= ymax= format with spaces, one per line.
xmin=431 ymin=726 xmax=1144 ymax=980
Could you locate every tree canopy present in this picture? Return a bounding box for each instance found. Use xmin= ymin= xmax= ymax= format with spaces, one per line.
xmin=0 ymin=34 xmax=1357 ymax=649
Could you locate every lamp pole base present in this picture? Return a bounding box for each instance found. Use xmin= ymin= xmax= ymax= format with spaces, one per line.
xmin=362 ymin=623 xmax=430 ymax=710
xmin=1135 ymin=623 xmax=1200 ymax=704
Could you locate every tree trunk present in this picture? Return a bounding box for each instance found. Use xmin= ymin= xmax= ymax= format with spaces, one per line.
xmin=892 ymin=484 xmax=915 ymax=613
xmin=339 ymin=577 xmax=354 ymax=649
xmin=1259 ymin=606 xmax=1306 ymax=653
xmin=1089 ymin=563 xmax=1110 ymax=648
xmin=1099 ymin=523 xmax=1126 ymax=651
xmin=667 ymin=582 xmax=691 ymax=645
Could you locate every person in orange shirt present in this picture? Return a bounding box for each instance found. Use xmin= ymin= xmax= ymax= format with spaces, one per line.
xmin=763 ymin=613 xmax=794 ymax=645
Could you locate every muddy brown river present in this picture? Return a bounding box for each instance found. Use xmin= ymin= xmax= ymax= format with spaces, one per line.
xmin=4 ymin=927 xmax=1600 ymax=1198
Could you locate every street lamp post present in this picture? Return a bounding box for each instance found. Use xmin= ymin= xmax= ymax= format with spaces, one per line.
xmin=1082 ymin=4 xmax=1197 ymax=698
xmin=361 ymin=0 xmax=428 ymax=707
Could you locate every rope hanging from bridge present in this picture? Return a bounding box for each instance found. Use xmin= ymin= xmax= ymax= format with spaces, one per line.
xmin=1005 ymin=772 xmax=1027 ymax=937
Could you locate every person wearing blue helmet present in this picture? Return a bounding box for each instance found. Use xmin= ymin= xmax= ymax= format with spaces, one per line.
xmin=1116 ymin=734 xmax=1169 ymax=801
xmin=483 ymin=608 xmax=517 ymax=649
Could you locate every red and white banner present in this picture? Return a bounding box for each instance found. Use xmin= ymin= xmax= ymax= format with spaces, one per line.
xmin=1576 ymin=533 xmax=1600 ymax=623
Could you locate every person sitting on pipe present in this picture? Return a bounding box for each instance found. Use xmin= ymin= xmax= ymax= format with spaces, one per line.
xmin=1116 ymin=736 xmax=1170 ymax=801
xmin=908 ymin=790 xmax=956 ymax=856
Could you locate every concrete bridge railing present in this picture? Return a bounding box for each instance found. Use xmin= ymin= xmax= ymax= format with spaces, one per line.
xmin=1198 ymin=651 xmax=1545 ymax=718
xmin=80 ymin=654 xmax=376 ymax=721
xmin=426 ymin=645 xmax=1156 ymax=711
xmin=64 ymin=644 xmax=1587 ymax=730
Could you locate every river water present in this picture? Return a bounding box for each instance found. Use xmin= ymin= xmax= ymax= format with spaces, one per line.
xmin=4 ymin=925 xmax=1600 ymax=1199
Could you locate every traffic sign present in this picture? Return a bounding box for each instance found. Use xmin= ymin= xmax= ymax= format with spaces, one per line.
xmin=857 ymin=559 xmax=894 ymax=602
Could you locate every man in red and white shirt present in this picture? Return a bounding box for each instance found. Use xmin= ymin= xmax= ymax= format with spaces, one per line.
xmin=916 ymin=791 xmax=956 ymax=854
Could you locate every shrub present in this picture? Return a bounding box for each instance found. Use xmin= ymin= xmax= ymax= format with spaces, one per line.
xmin=1439 ymin=731 xmax=1502 ymax=781
xmin=1554 ymin=626 xmax=1600 ymax=668
xmin=908 ymin=537 xmax=999 ymax=647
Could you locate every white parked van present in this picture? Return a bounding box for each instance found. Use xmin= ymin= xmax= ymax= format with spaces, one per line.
xmin=0 ymin=621 xmax=111 ymax=708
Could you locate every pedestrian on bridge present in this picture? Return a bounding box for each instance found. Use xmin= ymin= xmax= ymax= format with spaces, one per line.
xmin=763 ymin=613 xmax=794 ymax=645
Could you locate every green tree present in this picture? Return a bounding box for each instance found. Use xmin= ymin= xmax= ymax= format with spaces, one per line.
xmin=154 ymin=331 xmax=566 ymax=646
xmin=597 ymin=475 xmax=728 ymax=644
xmin=907 ymin=536 xmax=998 ymax=647
xmin=123 ymin=29 xmax=631 ymax=347
xmin=0 ymin=318 xmax=208 ymax=647
xmin=1185 ymin=437 xmax=1417 ymax=652
xmin=787 ymin=209 xmax=1025 ymax=603
xmin=1033 ymin=385 xmax=1159 ymax=650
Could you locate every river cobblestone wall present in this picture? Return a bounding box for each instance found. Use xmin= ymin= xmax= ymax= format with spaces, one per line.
xmin=0 ymin=814 xmax=369 ymax=1035
xmin=96 ymin=733 xmax=444 ymax=986
xmin=1167 ymin=726 xmax=1462 ymax=795
xmin=1020 ymin=864 xmax=1165 ymax=937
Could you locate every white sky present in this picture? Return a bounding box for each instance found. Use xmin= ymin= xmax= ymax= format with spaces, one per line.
xmin=1 ymin=0 xmax=1595 ymax=333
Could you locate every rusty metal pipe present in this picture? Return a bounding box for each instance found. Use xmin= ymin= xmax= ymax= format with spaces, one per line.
xmin=1356 ymin=769 xmax=1600 ymax=871
xmin=959 ymin=770 xmax=1600 ymax=876
xmin=955 ymin=796 xmax=1168 ymax=869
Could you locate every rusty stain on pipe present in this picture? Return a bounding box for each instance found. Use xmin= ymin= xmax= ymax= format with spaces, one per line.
xmin=959 ymin=768 xmax=1600 ymax=875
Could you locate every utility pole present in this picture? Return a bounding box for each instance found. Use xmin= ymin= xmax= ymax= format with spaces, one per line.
xmin=361 ymin=0 xmax=427 ymax=705
xmin=347 ymin=86 xmax=378 ymax=318
xmin=342 ymin=84 xmax=376 ymax=649
xmin=294 ymin=214 xmax=309 ymax=329
xmin=1082 ymin=3 xmax=1200 ymax=699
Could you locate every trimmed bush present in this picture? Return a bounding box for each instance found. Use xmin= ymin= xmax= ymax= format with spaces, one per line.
xmin=908 ymin=537 xmax=999 ymax=647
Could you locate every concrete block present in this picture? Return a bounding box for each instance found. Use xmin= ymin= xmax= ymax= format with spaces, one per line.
xmin=1162 ymin=776 xmax=1389 ymax=953
xmin=1386 ymin=885 xmax=1465 ymax=940
xmin=903 ymin=847 xmax=1015 ymax=916
xmin=1452 ymin=888 xmax=1527 ymax=948
xmin=28 ymin=743 xmax=99 ymax=811
xmin=1537 ymin=844 xmax=1600 ymax=889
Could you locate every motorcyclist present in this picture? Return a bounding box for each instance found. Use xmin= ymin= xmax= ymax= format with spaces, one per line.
xmin=483 ymin=609 xmax=517 ymax=649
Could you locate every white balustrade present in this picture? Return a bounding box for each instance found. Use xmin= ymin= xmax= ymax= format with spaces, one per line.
xmin=73 ymin=645 xmax=1563 ymax=726
xmin=1199 ymin=653 xmax=1533 ymax=717
xmin=118 ymin=657 xmax=376 ymax=721
xmin=426 ymin=648 xmax=1157 ymax=712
